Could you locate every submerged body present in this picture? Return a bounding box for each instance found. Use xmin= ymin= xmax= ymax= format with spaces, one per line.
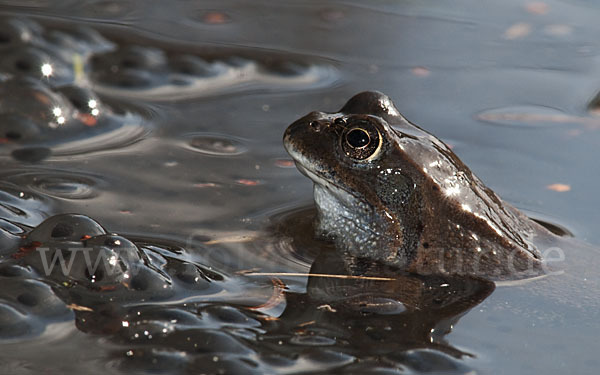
xmin=283 ymin=91 xmax=557 ymax=280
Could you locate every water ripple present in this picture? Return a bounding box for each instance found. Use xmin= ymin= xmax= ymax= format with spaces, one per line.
xmin=0 ymin=181 xmax=51 ymax=228
xmin=180 ymin=132 xmax=248 ymax=156
xmin=476 ymin=105 xmax=591 ymax=128
xmin=6 ymin=170 xmax=102 ymax=200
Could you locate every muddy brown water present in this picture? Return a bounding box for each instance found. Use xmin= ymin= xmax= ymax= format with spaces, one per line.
xmin=1 ymin=1 xmax=600 ymax=374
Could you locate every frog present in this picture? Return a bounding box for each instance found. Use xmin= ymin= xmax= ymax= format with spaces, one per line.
xmin=283 ymin=91 xmax=557 ymax=280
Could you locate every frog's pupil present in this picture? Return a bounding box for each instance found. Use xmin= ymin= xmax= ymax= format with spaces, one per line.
xmin=347 ymin=128 xmax=370 ymax=148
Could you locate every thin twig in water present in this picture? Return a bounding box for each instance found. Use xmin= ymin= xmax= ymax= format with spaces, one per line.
xmin=242 ymin=272 xmax=396 ymax=281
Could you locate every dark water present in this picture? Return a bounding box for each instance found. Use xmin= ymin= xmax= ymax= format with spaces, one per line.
xmin=1 ymin=1 xmax=600 ymax=374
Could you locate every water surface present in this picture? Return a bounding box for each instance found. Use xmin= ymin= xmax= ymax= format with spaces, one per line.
xmin=1 ymin=1 xmax=600 ymax=374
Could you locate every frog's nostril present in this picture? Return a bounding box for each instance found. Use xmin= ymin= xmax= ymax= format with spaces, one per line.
xmin=334 ymin=117 xmax=346 ymax=126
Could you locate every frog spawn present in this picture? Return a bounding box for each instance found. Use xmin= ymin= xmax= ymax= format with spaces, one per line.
xmin=0 ymin=75 xmax=146 ymax=159
xmin=3 ymin=214 xmax=341 ymax=374
xmin=0 ymin=16 xmax=336 ymax=158
xmin=89 ymin=44 xmax=338 ymax=101
xmin=0 ymin=213 xmax=232 ymax=346
xmin=0 ymin=181 xmax=53 ymax=257
xmin=17 ymin=214 xmax=139 ymax=290
xmin=0 ymin=186 xmax=72 ymax=341
xmin=0 ymin=17 xmax=145 ymax=157
xmin=1 ymin=214 xmax=273 ymax=373
xmin=0 ymin=264 xmax=74 ymax=340
xmin=110 ymin=304 xmax=267 ymax=374
xmin=14 ymin=214 xmax=224 ymax=299
xmin=0 ymin=17 xmax=113 ymax=85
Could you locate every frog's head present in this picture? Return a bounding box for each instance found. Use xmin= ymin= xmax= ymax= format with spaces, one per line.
xmin=283 ymin=91 xmax=441 ymax=182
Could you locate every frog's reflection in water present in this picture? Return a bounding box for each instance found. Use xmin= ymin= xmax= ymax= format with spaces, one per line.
xmin=268 ymin=206 xmax=495 ymax=365
xmin=278 ymin=252 xmax=494 ymax=358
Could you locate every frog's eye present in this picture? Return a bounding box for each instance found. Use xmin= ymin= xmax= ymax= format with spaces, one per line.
xmin=341 ymin=119 xmax=381 ymax=161
xmin=346 ymin=128 xmax=370 ymax=148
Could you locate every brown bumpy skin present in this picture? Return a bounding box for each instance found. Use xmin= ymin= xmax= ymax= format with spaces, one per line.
xmin=284 ymin=91 xmax=554 ymax=280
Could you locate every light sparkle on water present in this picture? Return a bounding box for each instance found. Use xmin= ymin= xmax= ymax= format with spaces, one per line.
xmin=41 ymin=63 xmax=53 ymax=77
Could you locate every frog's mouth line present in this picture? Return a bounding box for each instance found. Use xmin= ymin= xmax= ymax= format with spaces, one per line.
xmin=295 ymin=162 xmax=351 ymax=196
xmin=286 ymin=149 xmax=356 ymax=200
xmin=284 ymin=141 xmax=367 ymax=205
